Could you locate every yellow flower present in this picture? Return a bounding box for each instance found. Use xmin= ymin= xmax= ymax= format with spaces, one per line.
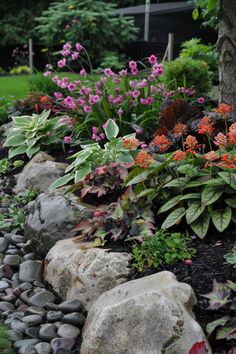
xmin=41 ymin=48 xmax=48 ymax=53
xmin=68 ymin=5 xmax=75 ymax=10
xmin=59 ymin=39 xmax=65 ymax=44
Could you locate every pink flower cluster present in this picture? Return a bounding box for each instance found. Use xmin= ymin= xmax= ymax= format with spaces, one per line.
xmin=92 ymin=127 xmax=105 ymax=142
xmin=59 ymin=115 xmax=73 ymax=129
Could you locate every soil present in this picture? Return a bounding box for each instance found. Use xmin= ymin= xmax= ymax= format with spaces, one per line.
xmin=1 ymin=144 xmax=236 ymax=353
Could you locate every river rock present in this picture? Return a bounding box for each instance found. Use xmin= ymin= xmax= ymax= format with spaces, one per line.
xmin=44 ymin=238 xmax=131 ymax=310
xmin=81 ymin=271 xmax=211 ymax=354
xmin=24 ymin=193 xmax=92 ymax=256
xmin=19 ymin=260 xmax=43 ymax=283
xmin=57 ymin=324 xmax=80 ymax=339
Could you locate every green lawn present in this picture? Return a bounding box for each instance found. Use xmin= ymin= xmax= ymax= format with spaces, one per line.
xmin=0 ymin=72 xmax=80 ymax=101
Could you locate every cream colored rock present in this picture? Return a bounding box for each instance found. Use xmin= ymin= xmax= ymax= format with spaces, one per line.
xmin=44 ymin=238 xmax=132 ymax=310
xmin=14 ymin=152 xmax=68 ymax=193
xmin=81 ymin=272 xmax=211 ymax=354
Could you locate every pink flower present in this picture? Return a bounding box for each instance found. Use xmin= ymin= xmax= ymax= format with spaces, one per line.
xmin=93 ymin=211 xmax=102 ymax=217
xmin=57 ymin=58 xmax=66 ymax=68
xmin=102 ymin=122 xmax=107 ymax=131
xmin=118 ymin=108 xmax=123 ymax=116
xmin=76 ymin=43 xmax=82 ymax=51
xmin=131 ymin=68 xmax=138 ymax=76
xmin=46 ymin=64 xmax=52 ymax=69
xmin=75 ymin=80 xmax=81 ymax=86
xmin=54 ymin=92 xmax=63 ymax=99
xmin=60 ymin=49 xmax=70 ymax=57
xmin=185 ymin=259 xmax=192 ymax=265
xmin=67 ymin=83 xmax=76 ymax=92
xmin=63 ymin=43 xmax=72 ymax=51
xmin=104 ymin=68 xmax=114 ymax=77
xmin=64 ymin=96 xmax=73 ymax=106
xmin=64 ymin=136 xmax=72 ymax=144
xmin=92 ymin=127 xmax=99 ymax=134
xmin=119 ymin=69 xmax=127 ymax=77
xmin=84 ymin=106 xmax=91 ymax=113
xmin=71 ymin=52 xmax=79 ymax=60
xmin=80 ymin=68 xmax=86 ymax=76
xmin=129 ymin=60 xmax=137 ymax=69
xmin=197 ymin=97 xmax=205 ymax=104
xmin=136 ymin=128 xmax=143 ymax=134
xmin=76 ymin=98 xmax=85 ymax=106
xmin=132 ymin=90 xmax=140 ymax=98
xmin=148 ymin=74 xmax=156 ymax=81
xmin=43 ymin=71 xmax=51 ymax=77
xmin=148 ymin=54 xmax=157 ymax=64
xmin=100 ymin=133 xmax=105 ymax=139
xmin=52 ymin=75 xmax=59 ymax=83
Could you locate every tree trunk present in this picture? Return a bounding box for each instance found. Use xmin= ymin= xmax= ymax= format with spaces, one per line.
xmin=218 ymin=0 xmax=236 ymax=120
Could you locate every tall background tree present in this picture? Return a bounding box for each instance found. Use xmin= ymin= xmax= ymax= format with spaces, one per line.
xmin=194 ymin=0 xmax=236 ymax=120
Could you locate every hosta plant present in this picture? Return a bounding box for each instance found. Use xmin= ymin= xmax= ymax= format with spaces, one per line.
xmin=4 ymin=110 xmax=67 ymax=159
xmin=50 ymin=119 xmax=136 ymax=189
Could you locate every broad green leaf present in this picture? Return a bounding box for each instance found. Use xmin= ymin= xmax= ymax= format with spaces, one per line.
xmin=207 ymin=0 xmax=217 ymax=12
xmin=8 ymin=145 xmax=28 ymax=159
xmin=126 ymin=170 xmax=149 ymax=186
xmin=26 ymin=145 xmax=40 ymax=159
xmin=161 ymin=207 xmax=186 ymax=229
xmin=186 ymin=201 xmax=205 ymax=224
xmin=50 ymin=174 xmax=74 ymax=189
xmin=211 ymin=207 xmax=232 ymax=232
xmin=74 ymin=165 xmax=92 ymax=183
xmin=203 ymin=178 xmax=226 ymax=186
xmin=217 ymin=325 xmax=236 ymax=340
xmin=4 ymin=134 xmax=25 ymax=147
xmin=201 ymin=186 xmax=224 ymax=206
xmin=136 ymin=188 xmax=156 ymax=198
xmin=225 ymin=198 xmax=236 ymax=208
xmin=177 ymin=164 xmax=198 ymax=177
xmin=163 ymin=177 xmax=188 ymax=188
xmin=227 ymin=280 xmax=236 ymax=292
xmin=185 ymin=180 xmax=206 ymax=188
xmin=117 ymin=153 xmax=134 ymax=164
xmin=218 ymin=171 xmax=236 ymax=190
xmin=27 ymin=139 xmax=37 ymax=148
xmin=157 ymin=195 xmax=182 ymax=215
xmin=189 ymin=210 xmax=211 ymax=239
xmin=206 ymin=316 xmax=230 ymax=336
xmin=65 ymin=150 xmax=92 ymax=173
xmin=179 ymin=193 xmax=201 ymax=201
xmin=105 ymin=118 xmax=119 ymax=140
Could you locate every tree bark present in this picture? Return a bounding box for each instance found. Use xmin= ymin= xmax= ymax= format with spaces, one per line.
xmin=218 ymin=0 xmax=236 ymax=120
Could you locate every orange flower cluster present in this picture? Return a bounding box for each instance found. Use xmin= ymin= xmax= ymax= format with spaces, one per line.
xmin=198 ymin=117 xmax=214 ymax=136
xmin=228 ymin=123 xmax=236 ymax=144
xmin=215 ymin=103 xmax=232 ymax=117
xmin=184 ymin=135 xmax=199 ymax=153
xmin=172 ymin=150 xmax=186 ymax=161
xmin=152 ymin=134 xmax=172 ymax=153
xmin=219 ymin=154 xmax=236 ymax=169
xmin=135 ymin=151 xmax=153 ymax=168
xmin=122 ymin=137 xmax=139 ymax=149
xmin=203 ymin=151 xmax=219 ymax=167
xmin=172 ymin=123 xmax=187 ymax=137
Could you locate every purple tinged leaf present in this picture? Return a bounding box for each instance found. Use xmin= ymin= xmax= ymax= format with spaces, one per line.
xmin=217 ymin=326 xmax=236 ymax=340
xmin=206 ymin=316 xmax=230 ymax=335
xmin=203 ymin=279 xmax=231 ymax=310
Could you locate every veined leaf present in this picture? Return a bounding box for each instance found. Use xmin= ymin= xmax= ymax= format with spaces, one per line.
xmin=217 ymin=326 xmax=236 ymax=340
xmin=189 ymin=210 xmax=211 ymax=239
xmin=4 ymin=134 xmax=25 ymax=147
xmin=74 ymin=165 xmax=91 ymax=183
xmin=8 ymin=145 xmax=28 ymax=159
xmin=163 ymin=177 xmax=188 ymax=188
xmin=225 ymin=198 xmax=236 ymax=208
xmin=206 ymin=316 xmax=230 ymax=336
xmin=211 ymin=207 xmax=231 ymax=232
xmin=161 ymin=207 xmax=186 ymax=229
xmin=157 ymin=195 xmax=181 ymax=215
xmin=126 ymin=170 xmax=149 ymax=186
xmin=201 ymin=186 xmax=224 ymax=206
xmin=177 ymin=164 xmax=198 ymax=177
xmin=218 ymin=171 xmax=236 ymax=190
xmin=186 ymin=201 xmax=205 ymax=224
xmin=179 ymin=193 xmax=201 ymax=201
xmin=26 ymin=145 xmax=40 ymax=159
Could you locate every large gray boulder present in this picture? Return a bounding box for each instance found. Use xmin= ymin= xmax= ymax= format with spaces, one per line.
xmin=44 ymin=238 xmax=132 ymax=310
xmin=24 ymin=193 xmax=92 ymax=256
xmin=81 ymin=272 xmax=211 ymax=354
xmin=14 ymin=152 xmax=68 ymax=194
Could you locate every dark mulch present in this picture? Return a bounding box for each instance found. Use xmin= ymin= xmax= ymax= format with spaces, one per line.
xmin=128 ymin=230 xmax=236 ymax=353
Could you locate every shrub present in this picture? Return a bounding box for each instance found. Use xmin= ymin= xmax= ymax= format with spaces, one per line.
xmin=179 ymin=38 xmax=218 ymax=83
xmin=163 ymin=58 xmax=212 ymax=96
xmin=28 ymin=72 xmax=60 ymax=96
xmin=0 ymin=97 xmax=12 ymax=125
xmin=9 ymin=66 xmax=31 ymax=75
xmin=0 ymin=325 xmax=12 ymax=354
xmin=132 ymin=230 xmax=195 ymax=272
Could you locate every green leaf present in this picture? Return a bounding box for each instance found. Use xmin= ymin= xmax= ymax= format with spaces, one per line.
xmin=157 ymin=195 xmax=182 ymax=215
xmin=201 ymin=186 xmax=224 ymax=206
xmin=179 ymin=193 xmax=201 ymax=201
xmin=105 ymin=118 xmax=119 ymax=140
xmin=126 ymin=170 xmax=149 ymax=186
xmin=4 ymin=134 xmax=25 ymax=147
xmin=177 ymin=164 xmax=198 ymax=177
xmin=163 ymin=177 xmax=188 ymax=188
xmin=8 ymin=145 xmax=28 ymax=159
xmin=161 ymin=207 xmax=186 ymax=229
xmin=218 ymin=171 xmax=236 ymax=190
xmin=211 ymin=207 xmax=232 ymax=232
xmin=225 ymin=198 xmax=236 ymax=208
xmin=26 ymin=145 xmax=40 ymax=159
xmin=136 ymin=188 xmax=156 ymax=198
xmin=49 ymin=174 xmax=74 ymax=189
xmin=74 ymin=165 xmax=92 ymax=183
xmin=192 ymin=8 xmax=199 ymax=20
xmin=117 ymin=153 xmax=134 ymax=164
xmin=227 ymin=280 xmax=236 ymax=292
xmin=186 ymin=201 xmax=205 ymax=224
xmin=189 ymin=210 xmax=211 ymax=239
xmin=207 ymin=0 xmax=217 ymax=12
xmin=206 ymin=316 xmax=230 ymax=336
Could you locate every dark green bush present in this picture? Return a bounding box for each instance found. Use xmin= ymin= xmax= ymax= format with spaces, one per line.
xmin=28 ymin=72 xmax=59 ymax=97
xmin=163 ymin=58 xmax=212 ymax=96
xmin=0 ymin=325 xmax=12 ymax=354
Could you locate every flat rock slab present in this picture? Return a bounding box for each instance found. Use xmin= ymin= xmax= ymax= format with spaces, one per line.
xmin=44 ymin=238 xmax=132 ymax=310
